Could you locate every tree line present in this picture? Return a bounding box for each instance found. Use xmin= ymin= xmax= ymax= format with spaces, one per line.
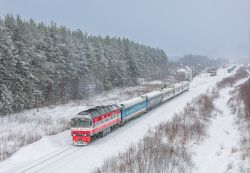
xmin=0 ymin=14 xmax=170 ymax=115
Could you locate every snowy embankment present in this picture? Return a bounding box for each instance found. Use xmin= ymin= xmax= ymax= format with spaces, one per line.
xmin=227 ymin=77 xmax=250 ymax=172
xmin=93 ymin=67 xmax=246 ymax=173
xmin=192 ymin=71 xmax=249 ymax=173
xmin=93 ymin=93 xmax=217 ymax=173
xmin=0 ymin=68 xmax=232 ymax=173
xmin=0 ymin=82 xmax=162 ymax=162
xmin=192 ymin=89 xmax=239 ymax=172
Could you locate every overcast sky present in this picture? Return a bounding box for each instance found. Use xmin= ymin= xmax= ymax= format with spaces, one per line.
xmin=0 ymin=0 xmax=249 ymax=59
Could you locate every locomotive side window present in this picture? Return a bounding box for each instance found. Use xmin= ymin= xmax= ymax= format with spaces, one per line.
xmin=91 ymin=110 xmax=100 ymax=117
xmin=103 ymin=107 xmax=109 ymax=113
xmin=98 ymin=108 xmax=106 ymax=115
xmin=100 ymin=108 xmax=107 ymax=114
xmin=107 ymin=106 xmax=113 ymax=112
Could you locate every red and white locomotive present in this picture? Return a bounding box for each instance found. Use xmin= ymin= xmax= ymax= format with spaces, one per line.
xmin=71 ymin=105 xmax=120 ymax=145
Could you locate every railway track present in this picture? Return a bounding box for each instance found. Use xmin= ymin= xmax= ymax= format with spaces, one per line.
xmin=17 ymin=144 xmax=80 ymax=173
xmin=16 ymin=82 xmax=199 ymax=173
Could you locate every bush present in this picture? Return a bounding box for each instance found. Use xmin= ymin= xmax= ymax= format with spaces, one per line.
xmin=217 ymin=67 xmax=249 ymax=89
xmin=93 ymin=93 xmax=217 ymax=173
xmin=0 ymin=114 xmax=69 ymax=161
xmin=227 ymin=78 xmax=250 ymax=171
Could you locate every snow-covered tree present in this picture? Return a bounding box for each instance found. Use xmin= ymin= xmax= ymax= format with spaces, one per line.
xmin=0 ymin=15 xmax=171 ymax=115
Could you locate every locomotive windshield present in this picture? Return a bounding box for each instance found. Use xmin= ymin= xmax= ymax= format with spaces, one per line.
xmin=71 ymin=118 xmax=91 ymax=128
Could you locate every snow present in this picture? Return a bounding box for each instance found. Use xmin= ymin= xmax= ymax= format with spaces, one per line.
xmin=0 ymin=68 xmax=233 ymax=173
xmin=192 ymin=74 xmax=249 ymax=173
xmin=192 ymin=88 xmax=240 ymax=173
xmin=0 ymin=82 xmax=166 ymax=163
xmin=144 ymin=80 xmax=164 ymax=85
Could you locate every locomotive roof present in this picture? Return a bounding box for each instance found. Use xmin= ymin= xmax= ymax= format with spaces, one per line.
xmin=76 ymin=104 xmax=118 ymax=119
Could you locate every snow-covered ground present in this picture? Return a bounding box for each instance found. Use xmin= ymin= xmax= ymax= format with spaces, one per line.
xmin=192 ymin=88 xmax=240 ymax=173
xmin=0 ymin=68 xmax=233 ymax=173
xmin=0 ymin=81 xmax=163 ymax=162
xmin=192 ymin=75 xmax=249 ymax=173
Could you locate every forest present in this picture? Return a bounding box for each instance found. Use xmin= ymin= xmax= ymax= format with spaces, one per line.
xmin=0 ymin=15 xmax=222 ymax=115
xmin=0 ymin=15 xmax=171 ymax=115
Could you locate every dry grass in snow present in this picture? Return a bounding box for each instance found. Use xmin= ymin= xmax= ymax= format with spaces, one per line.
xmin=228 ymin=78 xmax=250 ymax=172
xmin=217 ymin=66 xmax=249 ymax=89
xmin=93 ymin=92 xmax=218 ymax=173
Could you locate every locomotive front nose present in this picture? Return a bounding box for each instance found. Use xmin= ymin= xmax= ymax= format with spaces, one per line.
xmin=72 ymin=134 xmax=91 ymax=145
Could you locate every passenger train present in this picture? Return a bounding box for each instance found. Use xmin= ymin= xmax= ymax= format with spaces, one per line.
xmin=71 ymin=81 xmax=189 ymax=145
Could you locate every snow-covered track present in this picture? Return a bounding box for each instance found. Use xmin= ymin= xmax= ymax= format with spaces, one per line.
xmin=17 ymin=145 xmax=79 ymax=173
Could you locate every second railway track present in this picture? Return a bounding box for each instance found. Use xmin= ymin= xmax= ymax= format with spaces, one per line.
xmin=16 ymin=144 xmax=80 ymax=173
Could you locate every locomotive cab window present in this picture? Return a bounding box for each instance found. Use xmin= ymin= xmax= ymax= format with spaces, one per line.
xmin=71 ymin=118 xmax=91 ymax=128
xmin=71 ymin=118 xmax=77 ymax=127
xmin=79 ymin=119 xmax=91 ymax=127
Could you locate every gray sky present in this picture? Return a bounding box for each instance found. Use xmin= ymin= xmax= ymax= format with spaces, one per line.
xmin=0 ymin=0 xmax=249 ymax=59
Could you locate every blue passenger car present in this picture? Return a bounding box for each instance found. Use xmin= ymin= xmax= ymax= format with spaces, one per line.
xmin=119 ymin=97 xmax=147 ymax=123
